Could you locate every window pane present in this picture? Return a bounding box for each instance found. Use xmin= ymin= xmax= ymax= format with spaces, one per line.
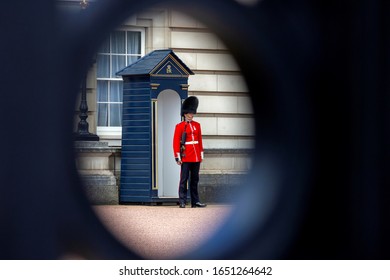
xmin=97 ymin=81 xmax=108 ymax=102
xmin=96 ymin=29 xmax=144 ymax=129
xmin=97 ymin=54 xmax=110 ymax=78
xmin=97 ymin=103 xmax=108 ymax=126
xmin=110 ymin=81 xmax=123 ymax=102
xmin=110 ymin=104 xmax=122 ymax=127
xmin=111 ymin=31 xmax=125 ymax=54
xmin=127 ymin=31 xmax=141 ymax=54
xmin=112 ymin=55 xmax=126 ymax=77
xmin=128 ymin=55 xmax=141 ymax=65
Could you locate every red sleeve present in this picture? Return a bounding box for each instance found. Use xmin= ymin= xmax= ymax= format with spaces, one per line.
xmin=173 ymin=123 xmax=182 ymax=159
xmin=198 ymin=122 xmax=204 ymax=152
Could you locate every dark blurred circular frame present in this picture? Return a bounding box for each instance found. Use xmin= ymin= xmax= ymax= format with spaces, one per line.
xmin=71 ymin=0 xmax=312 ymax=259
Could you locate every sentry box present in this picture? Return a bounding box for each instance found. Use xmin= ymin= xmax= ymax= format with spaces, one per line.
xmin=117 ymin=49 xmax=194 ymax=204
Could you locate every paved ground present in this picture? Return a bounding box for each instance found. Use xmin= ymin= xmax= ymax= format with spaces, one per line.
xmin=92 ymin=204 xmax=234 ymax=259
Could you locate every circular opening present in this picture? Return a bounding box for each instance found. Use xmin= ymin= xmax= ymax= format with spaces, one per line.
xmin=67 ymin=0 xmax=311 ymax=260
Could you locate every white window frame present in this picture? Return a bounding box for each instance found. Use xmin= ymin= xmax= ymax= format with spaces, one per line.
xmin=96 ymin=27 xmax=146 ymax=140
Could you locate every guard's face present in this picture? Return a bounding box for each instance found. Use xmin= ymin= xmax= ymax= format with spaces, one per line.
xmin=184 ymin=113 xmax=194 ymax=121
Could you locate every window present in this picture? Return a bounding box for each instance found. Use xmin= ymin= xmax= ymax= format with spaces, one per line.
xmin=96 ymin=29 xmax=145 ymax=138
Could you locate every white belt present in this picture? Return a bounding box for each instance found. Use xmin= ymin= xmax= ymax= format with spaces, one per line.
xmin=185 ymin=141 xmax=199 ymax=145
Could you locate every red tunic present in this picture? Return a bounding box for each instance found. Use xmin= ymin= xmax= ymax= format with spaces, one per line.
xmin=173 ymin=120 xmax=204 ymax=162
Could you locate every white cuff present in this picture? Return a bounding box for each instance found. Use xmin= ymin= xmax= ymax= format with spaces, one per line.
xmin=201 ymin=151 xmax=204 ymax=159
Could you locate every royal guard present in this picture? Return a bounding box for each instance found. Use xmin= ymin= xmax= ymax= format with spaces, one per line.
xmin=173 ymin=96 xmax=207 ymax=208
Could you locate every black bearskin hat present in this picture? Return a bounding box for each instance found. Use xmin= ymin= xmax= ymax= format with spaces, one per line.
xmin=181 ymin=96 xmax=199 ymax=116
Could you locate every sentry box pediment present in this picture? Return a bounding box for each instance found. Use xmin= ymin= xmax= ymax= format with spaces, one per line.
xmin=117 ymin=49 xmax=193 ymax=76
xmin=116 ymin=49 xmax=194 ymax=204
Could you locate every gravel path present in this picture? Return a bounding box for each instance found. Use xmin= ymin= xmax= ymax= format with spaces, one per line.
xmin=93 ymin=204 xmax=234 ymax=259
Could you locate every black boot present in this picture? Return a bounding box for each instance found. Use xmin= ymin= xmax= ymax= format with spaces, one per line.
xmin=191 ymin=202 xmax=207 ymax=208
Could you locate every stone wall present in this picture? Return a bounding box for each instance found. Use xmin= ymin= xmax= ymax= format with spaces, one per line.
xmin=74 ymin=141 xmax=120 ymax=205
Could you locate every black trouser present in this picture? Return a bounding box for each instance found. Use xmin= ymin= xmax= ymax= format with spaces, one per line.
xmin=178 ymin=162 xmax=200 ymax=205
